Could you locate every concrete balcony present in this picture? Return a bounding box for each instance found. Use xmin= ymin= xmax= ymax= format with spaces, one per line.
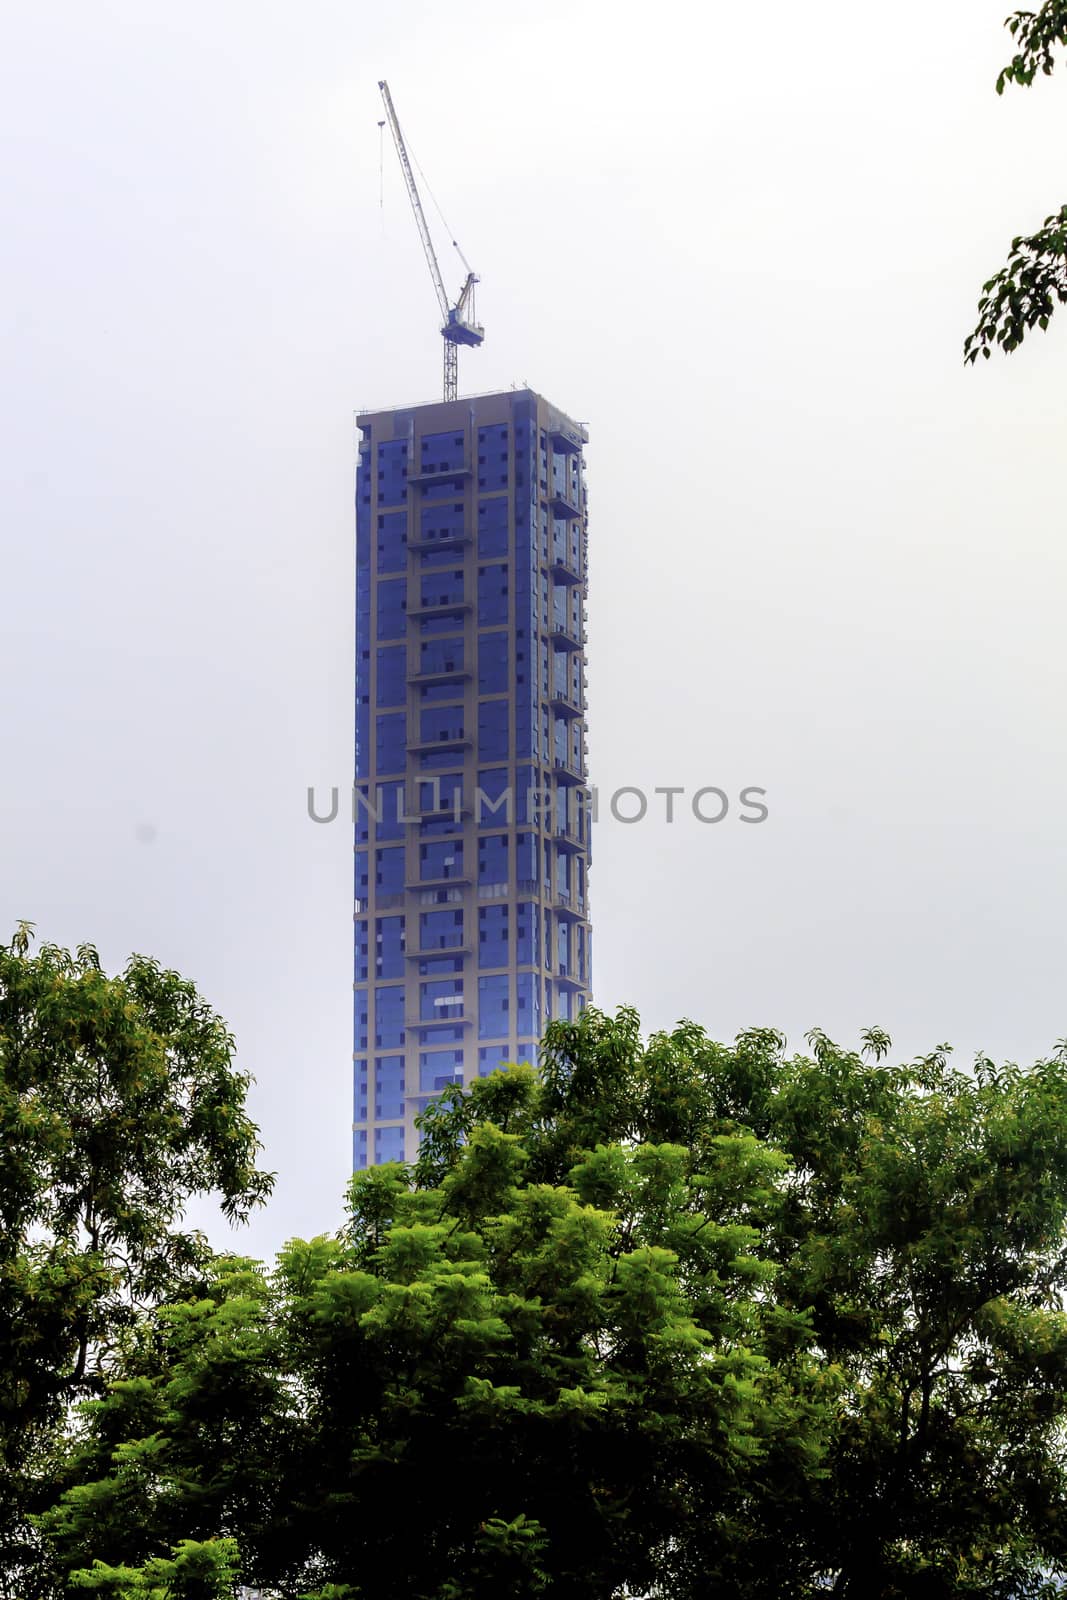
xmin=408 ymin=666 xmax=471 ymax=686
xmin=408 ymin=734 xmax=472 ymax=753
xmin=408 ymin=872 xmax=472 ymax=890
xmin=550 ymin=555 xmax=583 ymax=585
xmin=548 ymin=622 xmax=582 ymax=651
xmin=407 ymin=463 xmax=473 ymax=484
xmin=408 ymin=599 xmax=472 ymax=620
xmin=409 ymin=532 xmax=472 ymax=551
xmin=548 ymin=491 xmax=582 ymax=519
xmin=553 ymin=757 xmax=586 ymax=787
xmin=549 ymin=692 xmax=583 ymax=720
xmin=406 ymin=944 xmax=472 ymax=960
xmin=549 ymin=423 xmax=585 ymax=453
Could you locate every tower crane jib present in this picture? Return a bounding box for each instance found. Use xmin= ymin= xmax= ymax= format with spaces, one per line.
xmin=377 ymin=80 xmax=484 ymax=402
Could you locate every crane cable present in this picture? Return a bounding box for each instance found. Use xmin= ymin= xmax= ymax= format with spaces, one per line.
xmin=407 ymin=135 xmax=471 ymax=277
xmin=377 ymin=119 xmax=385 ymax=211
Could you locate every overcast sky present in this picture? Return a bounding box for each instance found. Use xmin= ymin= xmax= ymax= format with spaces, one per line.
xmin=2 ymin=0 xmax=1065 ymax=1260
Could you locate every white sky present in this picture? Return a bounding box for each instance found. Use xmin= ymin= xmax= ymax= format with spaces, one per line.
xmin=2 ymin=0 xmax=1065 ymax=1259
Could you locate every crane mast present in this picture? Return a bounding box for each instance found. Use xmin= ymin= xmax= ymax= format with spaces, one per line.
xmin=377 ymin=80 xmax=484 ymax=402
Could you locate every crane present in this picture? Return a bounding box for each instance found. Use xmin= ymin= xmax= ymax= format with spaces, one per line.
xmin=377 ymin=79 xmax=483 ymax=403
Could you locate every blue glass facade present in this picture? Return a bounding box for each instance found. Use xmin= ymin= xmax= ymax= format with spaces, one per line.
xmin=353 ymin=390 xmax=591 ymax=1168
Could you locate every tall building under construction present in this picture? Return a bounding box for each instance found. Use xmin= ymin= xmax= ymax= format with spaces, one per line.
xmin=353 ymin=389 xmax=592 ymax=1166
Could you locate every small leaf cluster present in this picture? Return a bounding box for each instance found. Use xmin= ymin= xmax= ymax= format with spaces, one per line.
xmin=964 ymin=207 xmax=1067 ymax=361
xmin=967 ymin=2 xmax=1067 ymax=359
xmin=996 ymin=2 xmax=1067 ymax=91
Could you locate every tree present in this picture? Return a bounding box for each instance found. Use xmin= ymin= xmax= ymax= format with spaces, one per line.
xmin=966 ymin=3 xmax=1067 ymax=361
xmin=0 ymin=924 xmax=272 ymax=1596
xmin=35 ymin=1007 xmax=1067 ymax=1596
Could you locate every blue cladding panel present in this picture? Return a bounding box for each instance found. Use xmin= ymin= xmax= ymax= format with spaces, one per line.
xmin=354 ymin=1058 xmax=368 ymax=1121
xmin=420 ymin=909 xmax=464 ymax=949
xmin=420 ymin=978 xmax=463 ymax=1020
xmin=355 ymin=785 xmax=371 ymax=843
xmin=418 ymin=773 xmax=464 ymax=829
xmin=478 ymin=564 xmax=508 ymax=626
xmin=421 ymin=680 xmax=461 ymax=703
xmin=376 ymin=916 xmax=405 ymax=979
xmin=377 ymin=510 xmax=407 ymax=572
xmin=420 ymin=636 xmax=463 ymax=674
xmin=478 ymin=1043 xmax=511 ymax=1076
xmin=479 ymin=973 xmax=508 ymax=1039
xmin=417 ymin=954 xmax=463 ymax=976
xmin=421 ymin=568 xmax=464 ymax=608
xmin=420 ymin=501 xmax=465 ymax=541
xmin=357 ymin=454 xmax=372 ymax=516
xmin=377 ymin=646 xmax=406 ymax=707
xmin=478 ymin=496 xmax=509 ymax=555
xmin=377 ymin=440 xmax=409 ymax=504
xmin=479 ymin=903 xmax=508 ymax=968
xmin=516 ymin=832 xmax=537 ymax=882
xmin=478 ymin=701 xmax=508 ymax=762
xmin=376 ymin=713 xmax=406 ymax=774
xmin=517 ymin=768 xmax=541 ymax=824
xmin=420 ymin=1049 xmax=464 ymax=1090
xmin=420 ymin=706 xmax=465 ymax=744
xmin=415 ymin=1023 xmax=465 ymax=1045
xmin=516 ymin=902 xmax=537 ymax=966
xmin=419 ymin=811 xmax=462 ymax=839
xmin=375 ymin=1055 xmax=405 ymax=1119
xmin=356 ymin=699 xmax=369 ymax=776
xmin=478 ymin=834 xmax=508 ymax=886
xmin=374 ymin=1124 xmax=406 ymax=1164
xmin=477 ymin=768 xmax=511 ymax=826
xmin=420 ymin=839 xmax=463 ymax=880
xmin=377 ymin=578 xmax=406 ymax=640
xmin=375 ymin=986 xmax=404 ymax=1049
xmin=479 ymin=632 xmax=508 ymax=694
xmin=517 ymin=972 xmax=540 ymax=1035
xmin=556 ymin=919 xmax=569 ymax=973
xmin=355 ymin=920 xmax=369 ymax=981
xmin=353 ymin=1128 xmax=368 ymax=1170
xmin=420 ymin=431 xmax=466 ymax=472
xmin=375 ymin=847 xmax=404 ymax=895
xmin=376 ymin=780 xmax=407 ymax=842
xmin=419 ymin=611 xmax=462 ymax=635
xmin=477 ymin=425 xmax=509 ymax=489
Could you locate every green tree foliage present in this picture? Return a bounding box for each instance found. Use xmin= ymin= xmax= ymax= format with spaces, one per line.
xmin=0 ymin=925 xmax=272 ymax=1595
xmin=33 ymin=1007 xmax=1067 ymax=1597
xmin=69 ymin=1539 xmax=240 ymax=1600
xmin=966 ymin=3 xmax=1067 ymax=360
